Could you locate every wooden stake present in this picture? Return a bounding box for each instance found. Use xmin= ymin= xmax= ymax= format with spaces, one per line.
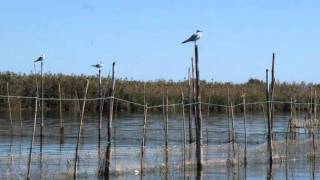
xmin=230 ymin=102 xmax=236 ymax=161
xmin=163 ymin=89 xmax=169 ymax=179
xmin=242 ymin=94 xmax=247 ymax=166
xmin=104 ymin=62 xmax=116 ymax=178
xmin=40 ymin=61 xmax=44 ymax=140
xmin=7 ymin=82 xmax=13 ymax=133
xmin=140 ymin=84 xmax=148 ymax=179
xmin=165 ymin=89 xmax=169 ymax=148
xmin=188 ymin=68 xmax=193 ymax=143
xmin=19 ymin=99 xmax=23 ymax=132
xmin=191 ymin=57 xmax=197 ymax=137
xmin=181 ymin=90 xmax=186 ymax=179
xmin=98 ymin=68 xmax=103 ymax=141
xmin=270 ymin=53 xmax=275 ymax=129
xmin=26 ymin=97 xmax=38 ymax=180
xmin=206 ymin=96 xmax=210 ymax=145
xmin=266 ymin=68 xmax=273 ymax=178
xmin=194 ymin=44 xmax=203 ymax=171
xmin=73 ymin=79 xmax=90 ymax=180
xmin=58 ymin=83 xmax=64 ymax=140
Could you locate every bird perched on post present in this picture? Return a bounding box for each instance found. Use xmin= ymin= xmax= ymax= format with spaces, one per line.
xmin=182 ymin=30 xmax=203 ymax=44
xmin=92 ymin=61 xmax=104 ymax=69
xmin=34 ymin=54 xmax=45 ymax=62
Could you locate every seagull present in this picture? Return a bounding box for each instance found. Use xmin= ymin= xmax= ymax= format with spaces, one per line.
xmin=34 ymin=54 xmax=45 ymax=62
xmin=92 ymin=61 xmax=104 ymax=69
xmin=182 ymin=30 xmax=203 ymax=44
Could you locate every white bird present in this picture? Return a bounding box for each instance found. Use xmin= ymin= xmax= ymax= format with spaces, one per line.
xmin=182 ymin=30 xmax=203 ymax=44
xmin=92 ymin=61 xmax=104 ymax=69
xmin=34 ymin=54 xmax=45 ymax=62
xmin=134 ymin=169 xmax=140 ymax=175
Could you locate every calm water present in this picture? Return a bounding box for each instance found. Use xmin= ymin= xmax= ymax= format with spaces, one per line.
xmin=0 ymin=110 xmax=319 ymax=179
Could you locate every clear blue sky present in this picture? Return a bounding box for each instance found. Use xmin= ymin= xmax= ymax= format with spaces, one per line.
xmin=1 ymin=0 xmax=320 ymax=83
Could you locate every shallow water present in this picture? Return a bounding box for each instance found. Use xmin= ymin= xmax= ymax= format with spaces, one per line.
xmin=0 ymin=110 xmax=319 ymax=179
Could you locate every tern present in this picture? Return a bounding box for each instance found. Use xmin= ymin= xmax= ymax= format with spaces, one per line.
xmin=92 ymin=61 xmax=104 ymax=69
xmin=182 ymin=30 xmax=203 ymax=44
xmin=34 ymin=54 xmax=45 ymax=62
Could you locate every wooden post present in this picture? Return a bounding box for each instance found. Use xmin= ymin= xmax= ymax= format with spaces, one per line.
xmin=165 ymin=89 xmax=169 ymax=148
xmin=162 ymin=89 xmax=169 ymax=179
xmin=105 ymin=62 xmax=116 ymax=178
xmin=26 ymin=97 xmax=38 ymax=180
xmin=98 ymin=68 xmax=103 ymax=141
xmin=270 ymin=53 xmax=275 ymax=129
xmin=40 ymin=61 xmax=44 ymax=138
xmin=206 ymin=96 xmax=211 ymax=145
xmin=58 ymin=83 xmax=64 ymax=141
xmin=181 ymin=90 xmax=186 ymax=179
xmin=19 ymin=99 xmax=23 ymax=132
xmin=314 ymin=89 xmax=317 ymax=123
xmin=7 ymin=83 xmax=13 ymax=133
xmin=191 ymin=57 xmax=197 ymax=135
xmin=73 ymin=80 xmax=90 ymax=180
xmin=140 ymin=84 xmax=148 ymax=179
xmin=227 ymin=88 xmax=232 ymax=162
xmin=194 ymin=44 xmax=203 ymax=171
xmin=230 ymin=102 xmax=236 ymax=162
xmin=266 ymin=68 xmax=273 ymax=178
xmin=188 ymin=68 xmax=193 ymax=143
xmin=242 ymin=94 xmax=247 ymax=166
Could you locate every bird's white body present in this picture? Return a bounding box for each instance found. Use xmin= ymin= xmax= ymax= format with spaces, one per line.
xmin=182 ymin=30 xmax=203 ymax=44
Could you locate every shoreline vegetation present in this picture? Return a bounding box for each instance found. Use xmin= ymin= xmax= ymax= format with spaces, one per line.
xmin=0 ymin=71 xmax=317 ymax=113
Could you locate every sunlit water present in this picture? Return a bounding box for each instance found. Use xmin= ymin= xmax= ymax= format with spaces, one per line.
xmin=0 ymin=110 xmax=319 ymax=179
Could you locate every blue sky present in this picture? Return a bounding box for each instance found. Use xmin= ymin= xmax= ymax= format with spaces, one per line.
xmin=1 ymin=0 xmax=320 ymax=83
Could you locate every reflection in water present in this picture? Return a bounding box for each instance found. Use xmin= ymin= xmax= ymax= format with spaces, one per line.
xmin=0 ymin=113 xmax=319 ymax=179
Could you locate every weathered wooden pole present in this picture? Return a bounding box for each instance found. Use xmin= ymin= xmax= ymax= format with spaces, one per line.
xmin=162 ymin=89 xmax=169 ymax=179
xmin=26 ymin=97 xmax=38 ymax=180
xmin=58 ymin=83 xmax=64 ymax=140
xmin=191 ymin=57 xmax=197 ymax=134
xmin=140 ymin=84 xmax=148 ymax=179
xmin=230 ymin=102 xmax=236 ymax=162
xmin=105 ymin=62 xmax=116 ymax=178
xmin=206 ymin=96 xmax=211 ymax=145
xmin=188 ymin=68 xmax=193 ymax=143
xmin=181 ymin=90 xmax=187 ymax=179
xmin=165 ymin=89 xmax=169 ymax=148
xmin=73 ymin=80 xmax=90 ymax=180
xmin=98 ymin=67 xmax=103 ymax=141
xmin=242 ymin=94 xmax=247 ymax=167
xmin=19 ymin=99 xmax=23 ymax=132
xmin=314 ymin=89 xmax=317 ymax=123
xmin=40 ymin=61 xmax=44 ymax=139
xmin=194 ymin=44 xmax=203 ymax=171
xmin=266 ymin=68 xmax=273 ymax=179
xmin=270 ymin=53 xmax=275 ymax=129
xmin=6 ymin=82 xmax=13 ymax=133
xmin=227 ymin=88 xmax=232 ymax=163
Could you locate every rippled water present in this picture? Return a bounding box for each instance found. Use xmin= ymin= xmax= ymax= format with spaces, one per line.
xmin=0 ymin=110 xmax=319 ymax=179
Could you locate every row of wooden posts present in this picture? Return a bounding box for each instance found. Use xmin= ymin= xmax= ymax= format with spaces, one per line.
xmin=3 ymin=43 xmax=276 ymax=179
xmin=22 ymin=62 xmax=116 ymax=179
